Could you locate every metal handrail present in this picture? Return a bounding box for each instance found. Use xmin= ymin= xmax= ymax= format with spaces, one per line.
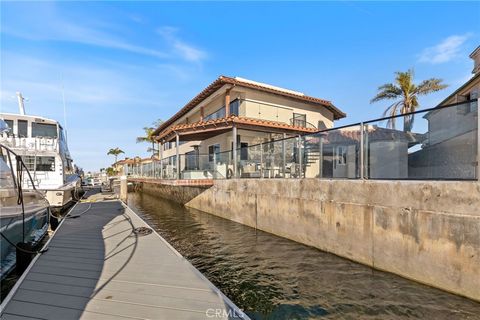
xmin=289 ymin=118 xmax=317 ymax=129
xmin=0 ymin=143 xmax=44 ymax=193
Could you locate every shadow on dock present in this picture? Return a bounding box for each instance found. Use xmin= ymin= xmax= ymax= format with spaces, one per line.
xmin=1 ymin=190 xmax=246 ymax=319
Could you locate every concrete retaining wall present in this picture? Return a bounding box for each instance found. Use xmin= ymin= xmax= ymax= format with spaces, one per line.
xmin=134 ymin=180 xmax=210 ymax=204
xmin=182 ymin=179 xmax=480 ymax=302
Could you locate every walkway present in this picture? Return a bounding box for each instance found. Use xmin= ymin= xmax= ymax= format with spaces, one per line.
xmin=0 ymin=189 xmax=246 ymax=320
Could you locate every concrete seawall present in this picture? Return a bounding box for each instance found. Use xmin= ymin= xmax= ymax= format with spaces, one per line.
xmin=132 ymin=179 xmax=212 ymax=204
xmin=133 ymin=178 xmax=480 ymax=302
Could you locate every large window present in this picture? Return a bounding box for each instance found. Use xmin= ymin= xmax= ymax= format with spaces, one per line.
xmin=4 ymin=120 xmax=13 ymax=134
xmin=240 ymin=142 xmax=249 ymax=160
xmin=32 ymin=123 xmax=57 ymax=138
xmin=292 ymin=113 xmax=307 ymax=128
xmin=208 ymin=144 xmax=220 ymax=162
xmin=230 ymin=135 xmax=248 ymax=160
xmin=164 ymin=142 xmax=175 ymax=150
xmin=18 ymin=120 xmax=28 ymax=137
xmin=230 ymin=99 xmax=240 ymax=116
xmin=185 ymin=151 xmax=197 ymax=170
xmin=22 ymin=156 xmax=55 ymax=172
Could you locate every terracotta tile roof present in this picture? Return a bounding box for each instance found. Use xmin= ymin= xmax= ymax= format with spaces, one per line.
xmin=308 ymin=126 xmax=415 ymax=145
xmin=114 ymin=159 xmax=131 ymax=165
xmin=116 ymin=156 xmax=159 ymax=165
xmin=153 ymin=76 xmax=346 ymax=136
xmin=157 ymin=115 xmax=318 ymax=141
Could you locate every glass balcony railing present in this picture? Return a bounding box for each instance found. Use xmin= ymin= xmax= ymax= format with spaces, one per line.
xmin=129 ymin=100 xmax=478 ymax=181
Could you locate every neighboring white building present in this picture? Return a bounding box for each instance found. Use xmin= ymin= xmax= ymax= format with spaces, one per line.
xmin=408 ymin=45 xmax=479 ymax=179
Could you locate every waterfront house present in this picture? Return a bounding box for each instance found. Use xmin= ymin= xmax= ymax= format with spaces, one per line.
xmin=118 ymin=157 xmax=156 ymax=177
xmin=113 ymin=158 xmax=135 ymax=176
xmin=151 ymin=76 xmax=346 ymax=179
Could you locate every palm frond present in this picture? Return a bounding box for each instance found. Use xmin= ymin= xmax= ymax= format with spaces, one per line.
xmin=373 ymin=69 xmax=447 ymax=121
xmin=107 ymin=147 xmax=124 ymax=156
xmin=152 ymin=119 xmax=164 ymax=128
xmin=370 ymin=83 xmax=402 ymax=103
xmin=382 ymin=101 xmax=404 ymax=129
xmin=136 ymin=136 xmax=149 ymax=143
xmin=136 ymin=126 xmax=156 ymax=144
xmin=415 ymin=78 xmax=448 ymax=96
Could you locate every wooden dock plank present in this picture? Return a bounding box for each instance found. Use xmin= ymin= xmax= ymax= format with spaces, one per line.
xmin=1 ymin=192 xmax=246 ymax=320
xmin=21 ymin=279 xmax=225 ymax=303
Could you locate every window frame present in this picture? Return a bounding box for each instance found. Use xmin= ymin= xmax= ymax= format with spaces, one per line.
xmin=208 ymin=144 xmax=220 ymax=162
xmin=22 ymin=156 xmax=56 ymax=172
xmin=18 ymin=120 xmax=28 ymax=137
xmin=4 ymin=120 xmax=13 ymax=135
xmin=32 ymin=122 xmax=58 ymax=138
xmin=230 ymin=99 xmax=240 ymax=116
xmin=292 ymin=113 xmax=307 ymax=127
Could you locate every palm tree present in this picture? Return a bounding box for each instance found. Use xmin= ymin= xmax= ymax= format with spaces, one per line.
xmin=105 ymin=167 xmax=115 ymax=176
xmin=371 ymin=69 xmax=447 ymax=131
xmin=107 ymin=147 xmax=125 ymax=165
xmin=136 ymin=119 xmax=163 ymax=157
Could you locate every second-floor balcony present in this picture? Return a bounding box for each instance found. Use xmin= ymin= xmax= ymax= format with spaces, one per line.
xmin=157 ymin=115 xmax=319 ymax=143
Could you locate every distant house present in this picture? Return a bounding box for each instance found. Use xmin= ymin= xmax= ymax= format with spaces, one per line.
xmin=151 ymin=76 xmax=346 ymax=179
xmin=112 ymin=158 xmax=131 ymax=176
xmin=308 ymin=125 xmax=414 ymax=179
xmin=408 ymin=46 xmax=479 ymax=179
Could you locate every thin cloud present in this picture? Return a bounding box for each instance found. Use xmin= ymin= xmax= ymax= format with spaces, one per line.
xmin=418 ymin=34 xmax=472 ymax=64
xmin=2 ymin=4 xmax=206 ymax=63
xmin=157 ymin=26 xmax=207 ymax=62
xmin=3 ymin=20 xmax=169 ymax=59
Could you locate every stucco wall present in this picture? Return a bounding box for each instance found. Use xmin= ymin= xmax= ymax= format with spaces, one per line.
xmin=243 ymin=88 xmax=334 ymax=129
xmin=183 ymin=179 xmax=480 ymax=302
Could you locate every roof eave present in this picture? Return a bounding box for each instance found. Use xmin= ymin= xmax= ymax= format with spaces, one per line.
xmin=153 ymin=75 xmax=346 ymax=135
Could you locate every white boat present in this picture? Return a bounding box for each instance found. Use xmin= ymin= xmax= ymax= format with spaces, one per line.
xmin=0 ymin=122 xmax=50 ymax=279
xmin=0 ymin=93 xmax=81 ymax=210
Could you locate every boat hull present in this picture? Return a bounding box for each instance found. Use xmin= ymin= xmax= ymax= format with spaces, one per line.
xmin=0 ymin=190 xmax=49 ymax=280
xmin=43 ymin=175 xmax=82 ymax=208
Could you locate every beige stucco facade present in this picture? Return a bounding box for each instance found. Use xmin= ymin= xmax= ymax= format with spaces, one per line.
xmin=157 ymin=78 xmax=341 ymax=165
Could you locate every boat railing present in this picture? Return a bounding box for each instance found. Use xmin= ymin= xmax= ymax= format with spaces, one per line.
xmin=0 ymin=136 xmax=58 ymax=152
xmin=0 ymin=143 xmax=42 ymax=192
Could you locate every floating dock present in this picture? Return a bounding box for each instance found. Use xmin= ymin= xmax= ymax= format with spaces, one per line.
xmin=0 ymin=189 xmax=247 ymax=319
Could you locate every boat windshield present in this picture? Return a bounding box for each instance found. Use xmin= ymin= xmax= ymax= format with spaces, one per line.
xmin=32 ymin=122 xmax=57 ymax=138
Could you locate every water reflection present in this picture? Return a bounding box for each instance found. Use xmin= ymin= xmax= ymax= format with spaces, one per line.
xmin=128 ymin=192 xmax=480 ymax=319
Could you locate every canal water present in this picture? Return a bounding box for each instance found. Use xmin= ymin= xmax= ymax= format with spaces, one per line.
xmin=128 ymin=191 xmax=480 ymax=320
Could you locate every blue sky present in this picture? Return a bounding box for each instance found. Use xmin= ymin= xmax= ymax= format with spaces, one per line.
xmin=1 ymin=1 xmax=479 ymax=171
